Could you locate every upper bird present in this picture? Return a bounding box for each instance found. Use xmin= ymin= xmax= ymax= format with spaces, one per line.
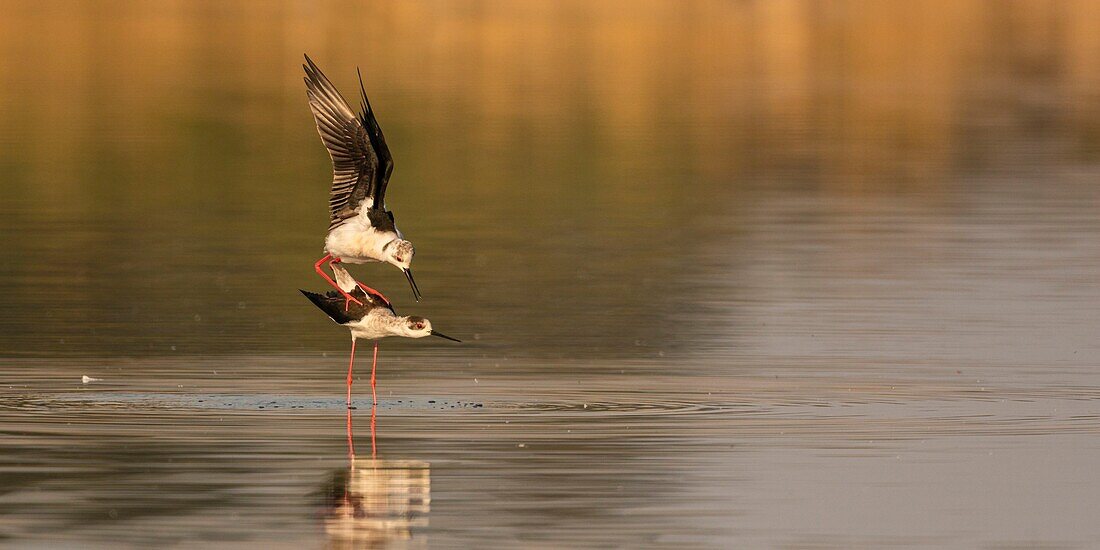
xmin=303 ymin=54 xmax=421 ymax=303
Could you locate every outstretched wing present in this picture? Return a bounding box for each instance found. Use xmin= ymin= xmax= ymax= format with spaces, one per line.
xmin=303 ymin=55 xmax=393 ymax=229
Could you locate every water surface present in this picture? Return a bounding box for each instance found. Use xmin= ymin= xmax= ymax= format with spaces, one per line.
xmin=3 ymin=1 xmax=1100 ymax=547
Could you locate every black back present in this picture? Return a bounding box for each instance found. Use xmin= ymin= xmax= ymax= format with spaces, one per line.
xmin=300 ymin=286 xmax=395 ymax=325
xmin=366 ymin=208 xmax=397 ymax=234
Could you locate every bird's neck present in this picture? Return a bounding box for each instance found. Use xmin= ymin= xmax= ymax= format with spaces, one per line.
xmin=384 ymin=315 xmax=410 ymax=336
xmin=364 ymin=311 xmax=407 ymax=336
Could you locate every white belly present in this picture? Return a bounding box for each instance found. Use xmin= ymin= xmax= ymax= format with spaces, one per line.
xmin=324 ymin=212 xmax=398 ymax=263
xmin=347 ymin=310 xmax=397 ymax=340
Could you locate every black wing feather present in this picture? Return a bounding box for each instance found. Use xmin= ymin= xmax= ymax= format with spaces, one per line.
xmin=300 ymin=287 xmax=395 ymax=326
xmin=356 ymin=67 xmax=395 ymax=207
xmin=303 ymin=55 xmax=394 ymax=230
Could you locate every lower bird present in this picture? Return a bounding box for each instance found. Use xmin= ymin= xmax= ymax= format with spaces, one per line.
xmin=301 ymin=264 xmax=460 ymax=407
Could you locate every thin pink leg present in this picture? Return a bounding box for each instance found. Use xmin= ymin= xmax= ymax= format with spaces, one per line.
xmin=370 ymin=342 xmax=379 ymax=405
xmin=314 ymin=254 xmax=363 ymax=307
xmin=347 ymin=337 xmax=357 ymax=409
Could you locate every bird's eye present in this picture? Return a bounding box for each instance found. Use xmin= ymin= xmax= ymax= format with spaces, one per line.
xmin=395 ymin=256 xmax=404 ymax=262
xmin=414 ymin=323 xmax=424 ymax=330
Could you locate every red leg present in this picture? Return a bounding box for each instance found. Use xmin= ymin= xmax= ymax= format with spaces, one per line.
xmin=371 ymin=342 xmax=379 ymax=405
xmin=346 ymin=337 xmax=357 ymax=409
xmin=314 ymin=253 xmax=363 ymax=306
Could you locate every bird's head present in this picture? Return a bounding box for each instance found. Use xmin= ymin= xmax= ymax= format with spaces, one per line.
xmin=383 ymin=239 xmax=414 ymax=269
xmin=397 ymin=316 xmax=461 ymax=342
xmin=383 ymin=239 xmax=420 ymax=301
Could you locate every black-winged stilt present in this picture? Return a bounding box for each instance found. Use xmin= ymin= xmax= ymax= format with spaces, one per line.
xmin=300 ymin=264 xmax=459 ymax=407
xmin=303 ymin=54 xmax=422 ymax=303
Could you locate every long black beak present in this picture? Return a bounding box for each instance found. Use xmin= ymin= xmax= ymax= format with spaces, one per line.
xmin=404 ymin=268 xmax=421 ymax=302
xmin=430 ymin=330 xmax=461 ymax=342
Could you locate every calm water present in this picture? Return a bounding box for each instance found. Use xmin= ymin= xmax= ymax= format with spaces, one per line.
xmin=3 ymin=1 xmax=1100 ymax=547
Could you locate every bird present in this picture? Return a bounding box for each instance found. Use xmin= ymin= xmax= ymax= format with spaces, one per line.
xmin=302 ymin=54 xmax=421 ymax=305
xmin=300 ymin=263 xmax=460 ymax=407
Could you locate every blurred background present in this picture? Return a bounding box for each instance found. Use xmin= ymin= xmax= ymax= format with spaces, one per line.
xmin=3 ymin=0 xmax=1100 ymax=361
xmin=3 ymin=1 xmax=1100 ymax=547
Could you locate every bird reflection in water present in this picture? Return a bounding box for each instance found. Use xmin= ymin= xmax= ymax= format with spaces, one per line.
xmin=321 ymin=403 xmax=431 ymax=547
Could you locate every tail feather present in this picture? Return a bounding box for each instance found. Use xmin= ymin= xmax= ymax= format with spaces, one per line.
xmin=329 ymin=263 xmax=358 ymax=294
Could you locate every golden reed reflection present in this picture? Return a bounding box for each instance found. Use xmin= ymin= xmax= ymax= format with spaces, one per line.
xmin=321 ymin=405 xmax=431 ymax=548
xmin=2 ymin=0 xmax=1099 ymax=200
